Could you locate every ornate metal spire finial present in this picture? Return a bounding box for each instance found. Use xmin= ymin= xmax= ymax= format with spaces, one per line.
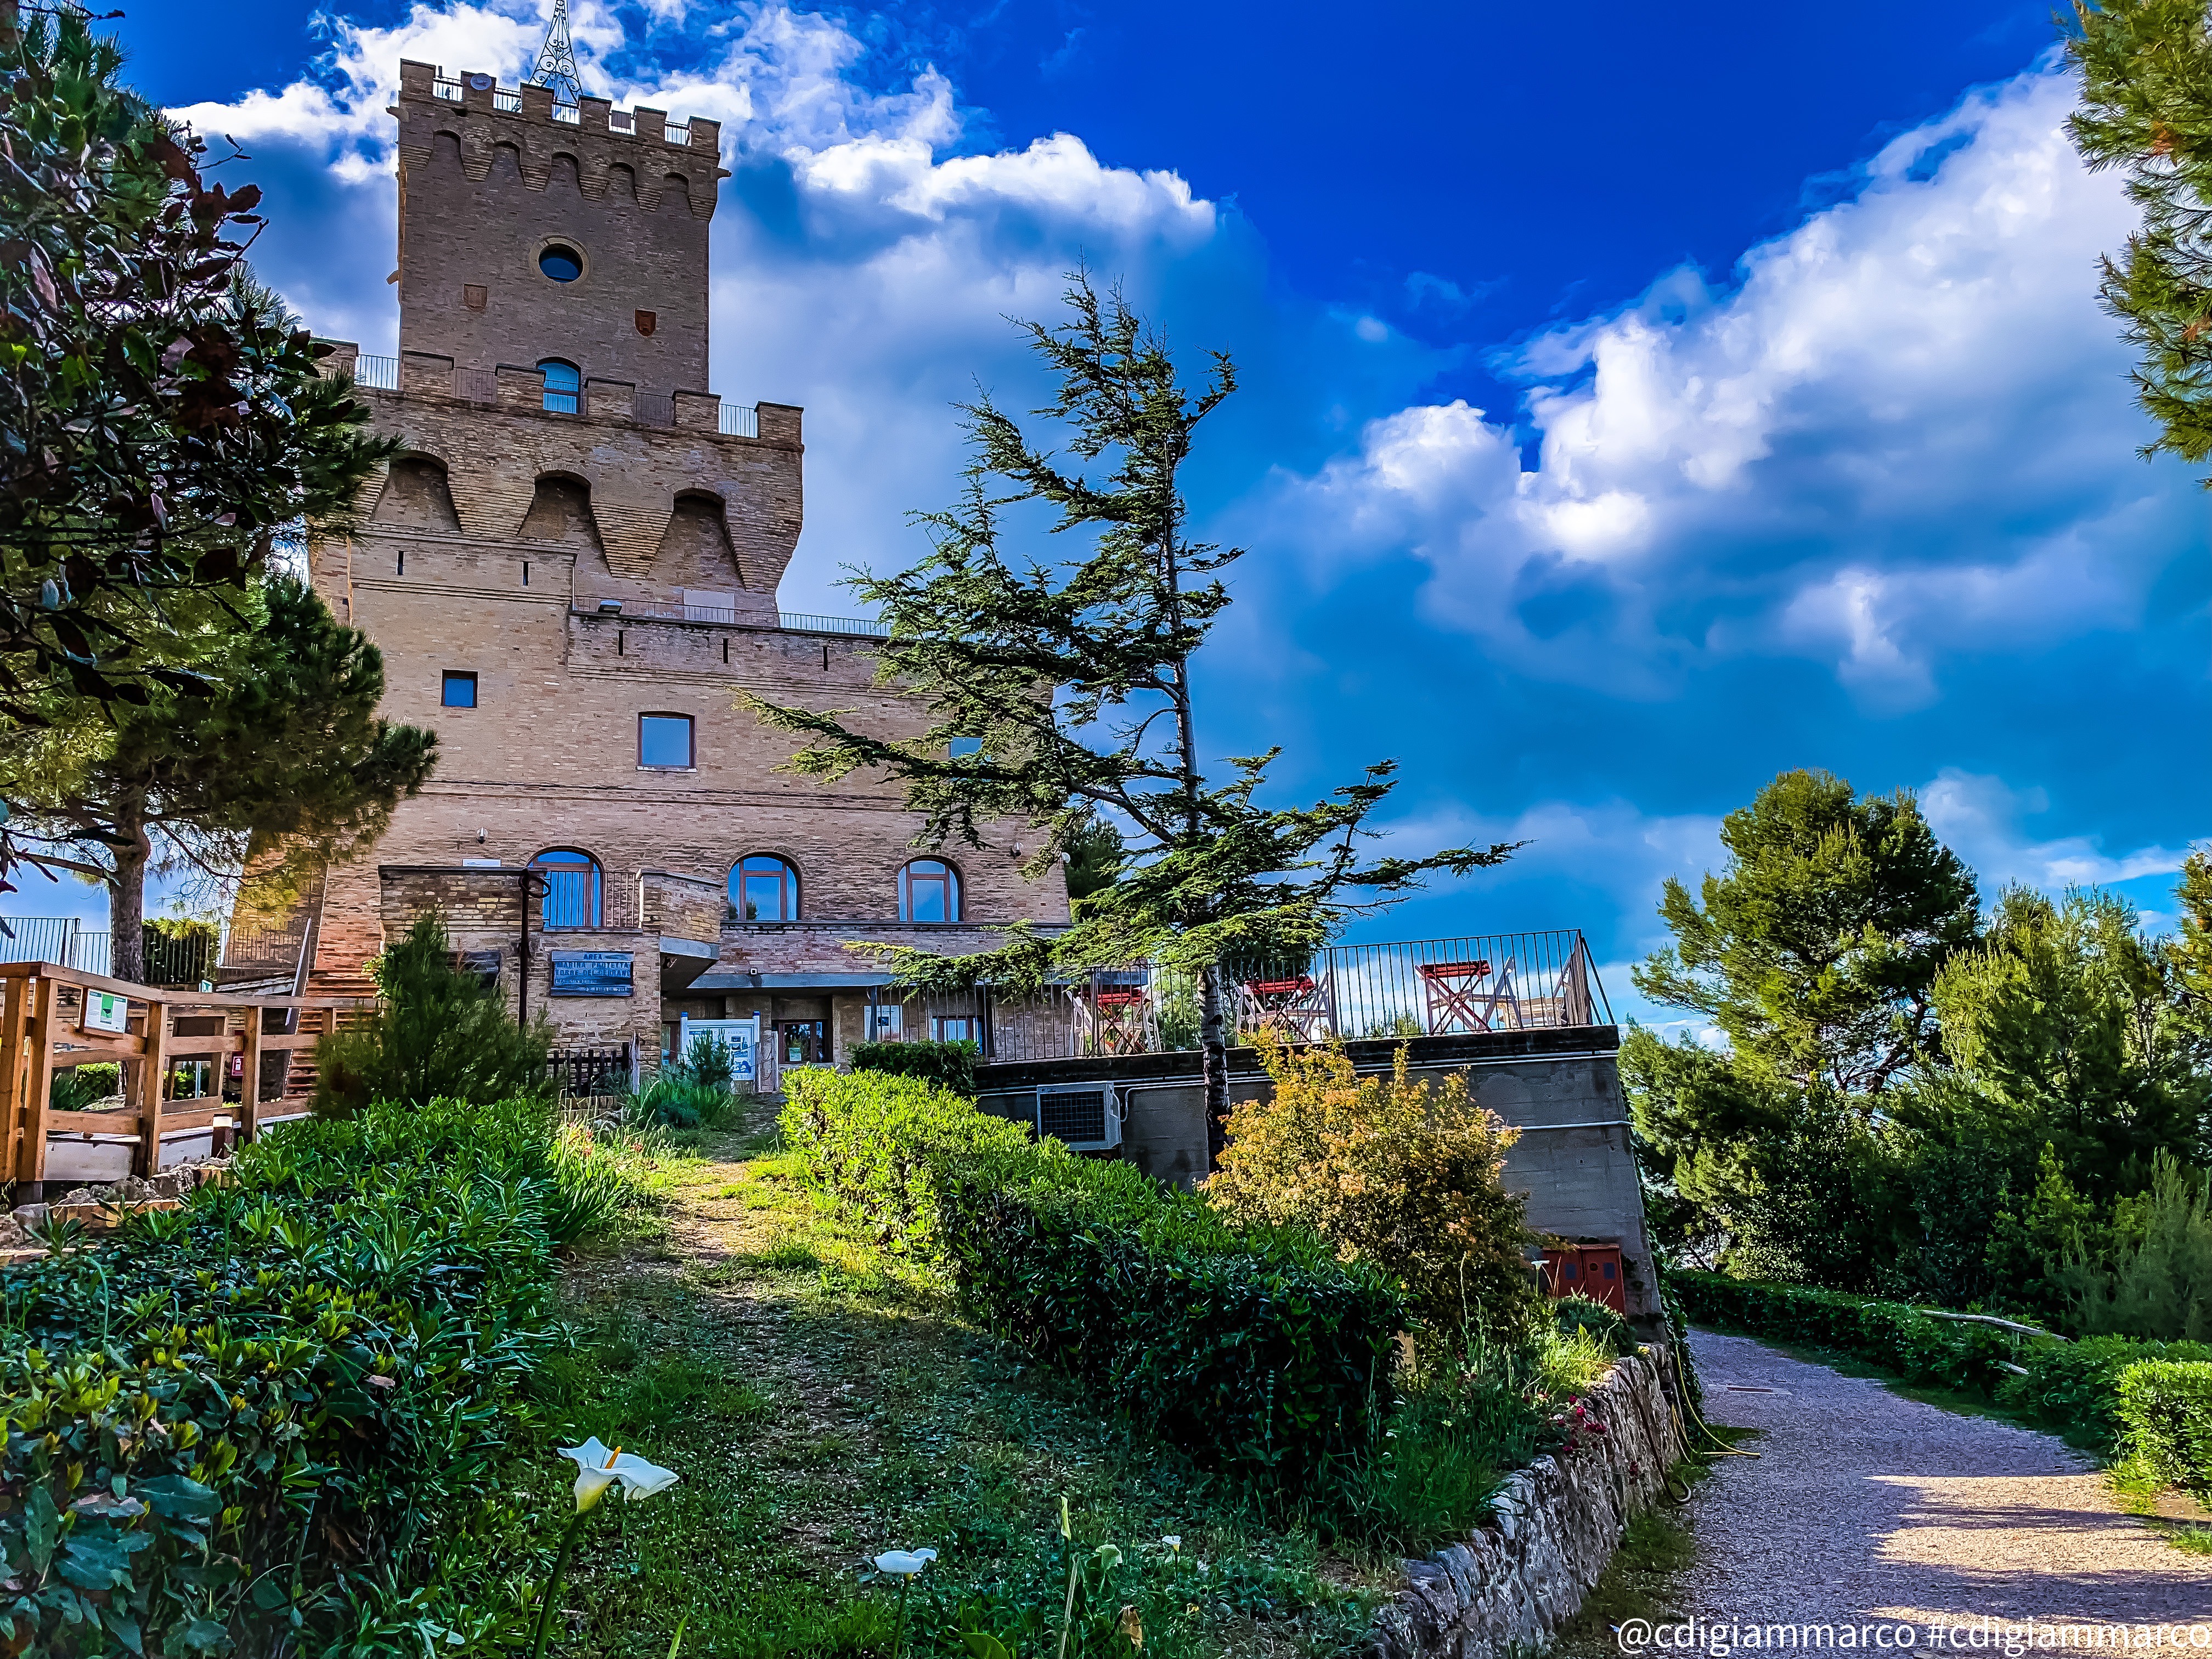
xmin=529 ymin=0 xmax=584 ymax=108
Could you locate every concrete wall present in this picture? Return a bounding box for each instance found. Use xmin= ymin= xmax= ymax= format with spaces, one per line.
xmin=974 ymin=1027 xmax=1660 ymax=1324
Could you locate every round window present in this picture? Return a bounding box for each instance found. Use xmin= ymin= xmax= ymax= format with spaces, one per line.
xmin=538 ymin=244 xmax=584 ymax=283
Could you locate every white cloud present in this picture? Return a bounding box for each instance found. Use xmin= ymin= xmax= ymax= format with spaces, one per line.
xmin=1917 ymin=768 xmax=2193 ymax=893
xmin=1260 ymin=61 xmax=2196 ymax=707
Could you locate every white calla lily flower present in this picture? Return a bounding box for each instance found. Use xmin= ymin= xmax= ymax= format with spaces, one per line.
xmin=1161 ymin=1534 xmax=1182 ymax=1553
xmin=872 ymin=1547 xmax=938 ymax=1577
xmin=559 ymin=1438 xmax=680 ymax=1513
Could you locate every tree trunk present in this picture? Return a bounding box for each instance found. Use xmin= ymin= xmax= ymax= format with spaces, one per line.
xmin=108 ymin=789 xmax=150 ymax=983
xmin=1200 ymin=962 xmax=1228 ymax=1168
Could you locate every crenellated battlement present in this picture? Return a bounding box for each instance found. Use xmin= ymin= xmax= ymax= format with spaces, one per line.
xmin=394 ymin=59 xmax=726 ymax=219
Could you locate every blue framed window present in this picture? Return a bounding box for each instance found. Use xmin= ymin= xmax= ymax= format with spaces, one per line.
xmin=539 ymin=358 xmax=580 ymax=414
xmin=639 ymin=713 xmax=694 ymax=769
xmin=538 ymin=244 xmax=583 ymax=283
xmin=532 ymin=848 xmax=602 ymax=930
xmin=898 ymin=859 xmax=961 ymax=923
xmin=730 ymin=855 xmax=799 ymax=922
xmin=442 ymin=670 xmax=477 ymax=708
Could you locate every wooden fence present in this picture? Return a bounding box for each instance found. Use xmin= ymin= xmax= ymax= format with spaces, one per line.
xmin=0 ymin=961 xmax=376 ymax=1197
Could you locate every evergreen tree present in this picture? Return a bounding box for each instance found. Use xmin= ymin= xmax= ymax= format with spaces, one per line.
xmin=1634 ymin=769 xmax=1979 ymax=1097
xmin=313 ymin=914 xmax=551 ymax=1114
xmin=2067 ymin=0 xmax=2212 ymax=466
xmin=743 ymin=277 xmax=1509 ymax=1153
xmin=1932 ymin=886 xmax=2208 ymax=1193
xmin=1626 ymin=769 xmax=1978 ymax=1280
xmin=2 ymin=574 xmax=436 ymax=981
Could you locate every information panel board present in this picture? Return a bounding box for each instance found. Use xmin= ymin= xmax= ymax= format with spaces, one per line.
xmin=549 ymin=952 xmax=634 ymax=997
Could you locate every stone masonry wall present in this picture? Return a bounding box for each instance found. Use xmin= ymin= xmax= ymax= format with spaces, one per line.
xmin=1367 ymin=1346 xmax=1689 ymax=1659
xmin=393 ymin=59 xmax=721 ymax=394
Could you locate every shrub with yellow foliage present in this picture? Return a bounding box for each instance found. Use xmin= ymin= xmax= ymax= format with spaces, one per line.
xmin=1205 ymin=1039 xmax=1539 ymax=1341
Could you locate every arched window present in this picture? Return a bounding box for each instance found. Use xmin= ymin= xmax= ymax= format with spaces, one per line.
xmin=898 ymin=859 xmax=961 ymax=924
xmin=729 ymin=855 xmax=799 ymax=922
xmin=539 ymin=358 xmax=580 ymax=414
xmin=533 ymin=848 xmax=602 ymax=929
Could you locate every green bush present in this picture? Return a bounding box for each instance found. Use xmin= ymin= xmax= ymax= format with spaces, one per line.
xmin=1674 ymin=1268 xmax=2212 ymax=1452
xmin=0 ymin=1095 xmax=658 ymax=1657
xmin=1671 ymin=1270 xmax=2022 ymax=1394
xmin=1553 ymin=1293 xmax=1638 ymax=1358
xmin=2117 ymin=1361 xmax=2212 ymax=1499
xmin=49 ymin=1060 xmax=120 ymax=1111
xmin=782 ymin=1068 xmax=1404 ymax=1482
xmin=2002 ymin=1333 xmax=2212 ymax=1449
xmin=850 ymin=1037 xmax=979 ymax=1095
xmin=313 ymin=913 xmax=552 ymax=1115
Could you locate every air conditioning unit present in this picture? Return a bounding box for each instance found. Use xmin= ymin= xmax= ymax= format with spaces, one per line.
xmin=973 ymin=1085 xmax=1124 ymax=1152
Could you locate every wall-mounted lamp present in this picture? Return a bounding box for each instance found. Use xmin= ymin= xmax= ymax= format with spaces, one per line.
xmin=477 ymin=828 xmax=488 ymax=844
xmin=598 ymin=599 xmax=623 ymax=614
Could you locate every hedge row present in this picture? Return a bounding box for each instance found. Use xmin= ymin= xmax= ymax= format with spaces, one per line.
xmin=2119 ymin=1362 xmax=2212 ymax=1500
xmin=1672 ymin=1269 xmax=2212 ymax=1452
xmin=2 ymin=1097 xmax=638 ymax=1657
xmin=781 ymin=1067 xmax=1404 ymax=1481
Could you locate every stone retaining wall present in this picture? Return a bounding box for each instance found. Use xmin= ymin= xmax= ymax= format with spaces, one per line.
xmin=1368 ymin=1346 xmax=1689 ymax=1658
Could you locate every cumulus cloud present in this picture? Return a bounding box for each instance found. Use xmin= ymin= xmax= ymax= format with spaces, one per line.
xmin=1918 ymin=768 xmax=2194 ymax=893
xmin=1260 ymin=62 xmax=2198 ymax=708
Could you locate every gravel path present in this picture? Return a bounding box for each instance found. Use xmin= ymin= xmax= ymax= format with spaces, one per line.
xmin=1677 ymin=1328 xmax=2212 ymax=1622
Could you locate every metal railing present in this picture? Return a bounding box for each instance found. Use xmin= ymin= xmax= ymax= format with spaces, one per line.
xmin=572 ymin=600 xmax=890 ymax=636
xmin=493 ymin=89 xmax=522 ymax=112
xmin=0 ymin=918 xmax=106 ymax=975
xmin=353 ymin=354 xmax=399 ymax=390
xmin=871 ymin=930 xmax=1613 ymax=1064
xmin=663 ymin=123 xmax=691 ymax=146
xmin=433 ymin=77 xmax=462 ymax=101
xmin=719 ymin=402 xmax=758 ymax=438
xmin=552 ymin=102 xmax=580 ymax=125
xmin=2 ymin=921 xmax=220 ymax=988
xmin=777 ymin=611 xmax=891 ymax=637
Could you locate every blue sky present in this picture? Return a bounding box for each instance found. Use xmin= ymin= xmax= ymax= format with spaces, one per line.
xmin=60 ymin=0 xmax=2207 ymax=1031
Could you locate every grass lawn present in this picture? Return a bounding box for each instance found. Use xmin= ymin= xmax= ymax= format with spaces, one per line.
xmin=533 ymin=1105 xmax=1397 ymax=1658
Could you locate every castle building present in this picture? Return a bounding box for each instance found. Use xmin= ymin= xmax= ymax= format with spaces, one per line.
xmin=236 ymin=58 xmax=1070 ymax=1087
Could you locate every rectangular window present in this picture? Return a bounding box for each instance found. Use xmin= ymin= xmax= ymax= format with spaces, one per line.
xmin=442 ymin=671 xmax=478 ymax=708
xmin=933 ymin=1016 xmax=977 ymax=1043
xmin=639 ymin=713 xmax=695 ymax=769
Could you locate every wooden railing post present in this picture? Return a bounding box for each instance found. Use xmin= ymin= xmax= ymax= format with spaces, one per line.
xmin=0 ymin=973 xmax=27 ymax=1202
xmin=134 ymin=997 xmax=169 ymax=1179
xmin=20 ymin=977 xmax=57 ymax=1199
xmin=239 ymin=1007 xmax=264 ymax=1144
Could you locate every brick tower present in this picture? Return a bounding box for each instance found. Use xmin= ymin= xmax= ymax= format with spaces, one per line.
xmin=235 ymin=57 xmax=1071 ymax=1085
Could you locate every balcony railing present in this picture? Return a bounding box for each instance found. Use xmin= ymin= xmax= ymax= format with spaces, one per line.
xmin=572 ymin=599 xmax=890 ymax=636
xmin=719 ymin=402 xmax=758 ymax=438
xmin=663 ymin=122 xmax=692 ymax=146
xmin=551 ymin=102 xmax=580 ymax=125
xmin=432 ymin=77 xmax=462 ymax=101
xmin=354 ymin=354 xmax=399 ymax=390
xmin=871 ymin=930 xmax=1614 ymax=1064
xmin=493 ymin=89 xmax=522 ymax=112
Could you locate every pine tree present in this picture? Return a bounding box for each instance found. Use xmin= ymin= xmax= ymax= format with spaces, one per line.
xmin=2067 ymin=0 xmax=2212 ymax=465
xmin=743 ymin=277 xmax=1510 ymax=1155
xmin=2 ymin=574 xmax=437 ymax=981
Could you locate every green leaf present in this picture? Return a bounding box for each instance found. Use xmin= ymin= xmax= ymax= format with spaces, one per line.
xmin=960 ymin=1633 xmax=1016 ymax=1659
xmin=178 ymin=1615 xmax=233 ymax=1652
xmin=133 ymin=1475 xmax=221 ymax=1520
xmin=24 ymin=1486 xmax=60 ymax=1574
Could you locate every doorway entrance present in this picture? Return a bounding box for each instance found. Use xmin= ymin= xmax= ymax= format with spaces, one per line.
xmin=778 ymin=1020 xmax=827 ymax=1065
